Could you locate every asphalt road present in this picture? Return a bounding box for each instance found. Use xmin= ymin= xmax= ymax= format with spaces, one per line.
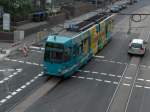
xmin=0 ymin=0 xmax=150 ymax=112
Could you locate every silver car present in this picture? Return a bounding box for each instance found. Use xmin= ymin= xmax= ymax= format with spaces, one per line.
xmin=128 ymin=39 xmax=146 ymax=56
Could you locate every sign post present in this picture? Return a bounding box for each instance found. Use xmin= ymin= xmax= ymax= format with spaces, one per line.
xmin=3 ymin=13 xmax=10 ymax=31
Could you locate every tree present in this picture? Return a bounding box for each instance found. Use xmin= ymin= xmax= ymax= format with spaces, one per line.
xmin=0 ymin=0 xmax=33 ymax=22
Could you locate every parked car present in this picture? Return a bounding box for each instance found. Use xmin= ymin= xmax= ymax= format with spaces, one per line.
xmin=128 ymin=39 xmax=146 ymax=56
xmin=110 ymin=5 xmax=120 ymax=13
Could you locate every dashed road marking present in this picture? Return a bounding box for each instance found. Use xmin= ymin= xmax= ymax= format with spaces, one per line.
xmin=92 ymin=71 xmax=98 ymax=74
xmin=6 ymin=95 xmax=12 ymax=99
xmin=144 ymin=86 xmax=150 ymax=89
xmin=84 ymin=70 xmax=90 ymax=73
xmin=0 ymin=69 xmax=23 ymax=84
xmin=113 ymin=81 xmax=119 ymax=85
xmin=146 ymin=80 xmax=150 ymax=82
xmin=101 ymin=73 xmax=107 ymax=76
xmin=0 ymin=72 xmax=43 ymax=105
xmin=18 ymin=61 xmax=24 ymax=63
xmin=109 ymin=74 xmax=115 ymax=77
xmin=86 ymin=77 xmax=94 ymax=80
xmin=0 ymin=99 xmax=7 ymax=103
xmin=93 ymin=55 xmax=105 ymax=59
xmin=117 ymin=75 xmax=122 ymax=78
xmin=94 ymin=58 xmax=126 ymax=65
xmin=123 ymin=83 xmax=130 ymax=86
xmin=125 ymin=77 xmax=132 ymax=80
xmin=72 ymin=75 xmax=150 ymax=90
xmin=104 ymin=80 xmax=111 ymax=83
xmin=4 ymin=58 xmax=42 ymax=67
xmin=78 ymin=76 xmax=85 ymax=79
xmin=95 ymin=79 xmax=102 ymax=82
xmin=136 ymin=85 xmax=143 ymax=88
xmin=137 ymin=78 xmax=144 ymax=81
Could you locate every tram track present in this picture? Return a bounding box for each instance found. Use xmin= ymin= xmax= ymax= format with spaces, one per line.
xmin=105 ymin=57 xmax=141 ymax=112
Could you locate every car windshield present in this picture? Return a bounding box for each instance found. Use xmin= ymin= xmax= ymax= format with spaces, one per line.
xmin=131 ymin=43 xmax=142 ymax=48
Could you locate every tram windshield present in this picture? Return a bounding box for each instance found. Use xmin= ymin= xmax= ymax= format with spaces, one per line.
xmin=44 ymin=42 xmax=71 ymax=63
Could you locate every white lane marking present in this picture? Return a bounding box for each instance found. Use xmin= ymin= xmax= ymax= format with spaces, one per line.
xmin=16 ymin=88 xmax=22 ymax=92
xmin=18 ymin=61 xmax=24 ymax=63
xmin=0 ymin=69 xmax=23 ymax=85
xmin=72 ymin=76 xmax=77 ymax=78
xmin=117 ymin=75 xmax=122 ymax=78
xmin=0 ymin=99 xmax=7 ymax=103
xmin=78 ymin=76 xmax=85 ymax=79
xmin=11 ymin=92 xmax=17 ymax=96
xmin=21 ymin=85 xmax=26 ymax=89
xmin=93 ymin=55 xmax=105 ymax=58
xmin=146 ymin=80 xmax=150 ymax=82
xmin=13 ymin=72 xmax=17 ymax=75
xmin=113 ymin=81 xmax=119 ymax=85
xmin=104 ymin=80 xmax=111 ymax=83
xmin=30 ymin=79 xmax=35 ymax=83
xmin=95 ymin=79 xmax=102 ymax=82
xmin=73 ymin=75 xmax=150 ymax=91
xmin=32 ymin=63 xmax=39 ymax=66
xmin=101 ymin=73 xmax=107 ymax=76
xmin=123 ymin=83 xmax=130 ymax=86
xmin=0 ymin=72 xmax=43 ymax=105
xmin=0 ymin=70 xmax=5 ymax=72
xmin=116 ymin=62 xmax=123 ymax=64
xmin=3 ymin=77 xmax=9 ymax=81
xmin=144 ymin=86 xmax=150 ymax=89
xmin=136 ymin=85 xmax=143 ymax=88
xmin=109 ymin=61 xmax=115 ymax=63
xmin=26 ymin=82 xmax=31 ymax=86
xmin=38 ymin=73 xmax=43 ymax=77
xmin=92 ymin=71 xmax=98 ymax=74
xmin=83 ymin=70 xmax=90 ymax=73
xmin=6 ymin=95 xmax=12 ymax=99
xmin=4 ymin=58 xmax=42 ymax=67
xmin=0 ymin=80 xmax=4 ymax=84
xmin=93 ymin=58 xmax=126 ymax=65
xmin=86 ymin=77 xmax=94 ymax=80
xmin=137 ymin=78 xmax=144 ymax=81
xmin=109 ymin=74 xmax=115 ymax=77
xmin=125 ymin=77 xmax=132 ymax=80
xmin=8 ymin=75 xmax=13 ymax=78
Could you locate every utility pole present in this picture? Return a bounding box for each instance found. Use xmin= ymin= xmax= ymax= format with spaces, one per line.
xmin=96 ymin=0 xmax=98 ymax=8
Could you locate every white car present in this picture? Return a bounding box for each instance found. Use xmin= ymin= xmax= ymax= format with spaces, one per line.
xmin=128 ymin=39 xmax=146 ymax=56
